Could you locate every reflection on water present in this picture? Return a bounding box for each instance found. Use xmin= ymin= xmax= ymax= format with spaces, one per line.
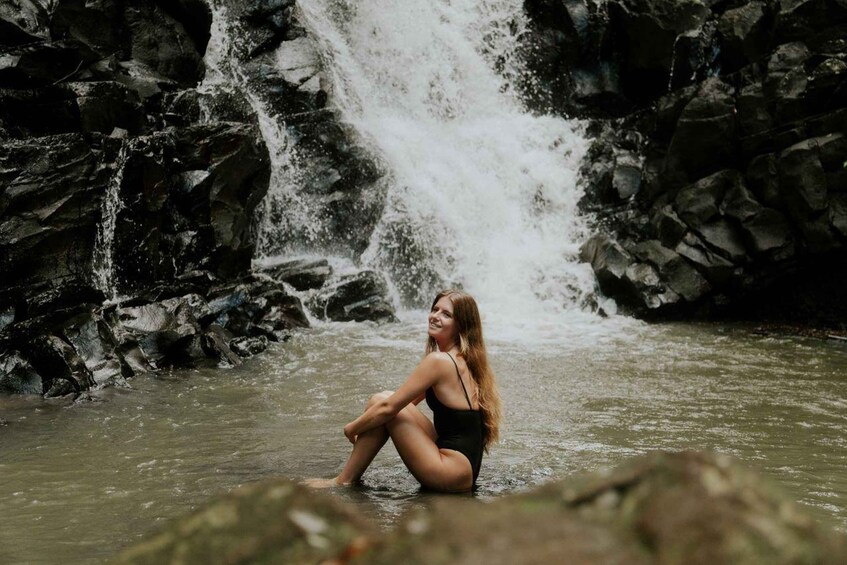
xmin=2 ymin=315 xmax=847 ymax=564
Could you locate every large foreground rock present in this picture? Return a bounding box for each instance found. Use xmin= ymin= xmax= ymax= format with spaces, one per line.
xmin=111 ymin=451 xmax=846 ymax=564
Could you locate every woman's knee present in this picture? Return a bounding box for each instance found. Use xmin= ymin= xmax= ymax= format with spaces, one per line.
xmin=367 ymin=390 xmax=393 ymax=407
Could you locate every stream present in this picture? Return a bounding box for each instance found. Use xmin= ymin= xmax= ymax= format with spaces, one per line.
xmin=2 ymin=314 xmax=846 ymax=564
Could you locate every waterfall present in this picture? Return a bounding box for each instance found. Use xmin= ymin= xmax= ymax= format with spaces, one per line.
xmin=295 ymin=0 xmax=599 ymax=334
xmin=93 ymin=140 xmax=130 ymax=301
xmin=199 ymin=3 xmax=319 ymax=260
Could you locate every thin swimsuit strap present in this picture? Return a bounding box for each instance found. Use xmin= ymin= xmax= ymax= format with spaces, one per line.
xmin=445 ymin=353 xmax=474 ymax=410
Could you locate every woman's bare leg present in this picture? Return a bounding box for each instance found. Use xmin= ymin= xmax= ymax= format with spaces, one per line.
xmin=307 ymin=391 xmax=394 ymax=486
xmin=335 ymin=424 xmax=390 ymax=484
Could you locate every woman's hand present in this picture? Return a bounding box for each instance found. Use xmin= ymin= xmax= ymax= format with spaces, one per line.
xmin=344 ymin=423 xmax=357 ymax=444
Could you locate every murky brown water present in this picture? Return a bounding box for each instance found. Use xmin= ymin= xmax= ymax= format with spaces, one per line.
xmin=2 ymin=315 xmax=846 ymax=564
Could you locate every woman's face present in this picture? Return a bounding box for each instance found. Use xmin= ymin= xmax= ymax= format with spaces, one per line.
xmin=428 ymin=295 xmax=459 ymax=345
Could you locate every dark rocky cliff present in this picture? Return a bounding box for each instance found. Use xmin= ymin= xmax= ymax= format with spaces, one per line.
xmin=0 ymin=0 xmax=395 ymax=397
xmin=524 ymin=0 xmax=847 ymax=325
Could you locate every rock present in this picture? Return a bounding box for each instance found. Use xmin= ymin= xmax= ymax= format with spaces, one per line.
xmin=64 ymin=81 xmax=145 ymax=135
xmin=112 ymin=452 xmax=847 ymax=564
xmin=778 ymin=138 xmax=829 ymax=221
xmin=717 ymin=1 xmax=775 ymax=72
xmin=124 ymin=2 xmax=206 ymax=85
xmin=254 ymin=288 xmax=311 ymax=332
xmin=776 ymin=0 xmax=847 ymax=43
xmin=651 ymin=205 xmax=688 ymax=248
xmin=737 ymin=83 xmax=773 ymax=137
xmin=0 ymin=1 xmax=49 ymax=47
xmin=0 ymin=42 xmax=90 ymax=88
xmin=623 ymin=261 xmax=681 ymax=311
xmin=112 ymin=123 xmax=271 ymax=292
xmin=665 ymin=79 xmax=739 ymax=187
xmin=49 ymin=0 xmax=126 ymax=60
xmin=62 ymin=310 xmax=126 ymax=386
xmin=258 ymin=257 xmax=333 ymax=290
xmin=607 ymin=0 xmax=711 ymax=102
xmin=0 ymin=350 xmax=42 ymax=395
xmin=115 ymin=297 xmax=201 ymax=368
xmin=201 ymin=324 xmax=241 ymax=367
xmin=230 ymin=335 xmax=269 ymax=357
xmin=696 ymin=218 xmax=749 ymax=263
xmin=674 ymin=232 xmax=737 ymax=285
xmin=746 ymin=153 xmax=783 ymax=209
xmin=611 ymin=150 xmax=643 ymax=200
xmin=109 ymin=479 xmax=376 ymax=565
xmin=0 ymin=133 xmax=112 ymax=296
xmin=579 ymin=234 xmax=635 ymax=299
xmin=0 ymin=86 xmax=80 ymax=138
xmin=674 ymin=169 xmax=739 ymax=229
xmin=632 ymin=240 xmax=711 ymax=302
xmin=309 ymin=271 xmax=397 ymax=323
xmin=24 ymin=334 xmax=95 ymax=396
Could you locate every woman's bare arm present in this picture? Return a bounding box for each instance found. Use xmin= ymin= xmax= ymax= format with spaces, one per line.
xmin=343 ymin=353 xmax=449 ymax=441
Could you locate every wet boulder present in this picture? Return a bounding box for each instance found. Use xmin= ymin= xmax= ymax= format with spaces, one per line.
xmin=258 ymin=257 xmax=333 ymax=291
xmin=777 ymin=139 xmax=827 ymax=223
xmin=205 ymin=281 xmax=309 ymax=338
xmin=63 ymin=81 xmax=145 ymax=135
xmin=665 ymin=79 xmax=739 ymax=187
xmin=123 ymin=2 xmax=207 ymax=85
xmin=230 ymin=335 xmax=269 ymax=358
xmin=579 ymin=234 xmax=636 ymax=299
xmin=0 ymin=1 xmax=50 ymax=47
xmin=631 ymin=240 xmax=711 ymax=303
xmin=0 ymin=86 xmax=81 ymax=137
xmin=112 ymin=122 xmax=271 ymax=292
xmin=309 ymin=271 xmax=397 ymax=323
xmin=717 ymin=1 xmax=775 ymax=72
xmin=115 ymin=296 xmax=202 ymax=368
xmin=674 ymin=231 xmax=738 ymax=286
xmin=24 ymin=334 xmax=95 ymax=397
xmin=606 ymin=0 xmax=711 ymax=102
xmin=62 ymin=310 xmax=126 ymax=386
xmin=0 ymin=350 xmax=42 ymax=395
xmin=200 ymin=324 xmax=241 ymax=368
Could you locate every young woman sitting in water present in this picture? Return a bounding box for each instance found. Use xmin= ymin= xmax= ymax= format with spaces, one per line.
xmin=307 ymin=289 xmax=501 ymax=492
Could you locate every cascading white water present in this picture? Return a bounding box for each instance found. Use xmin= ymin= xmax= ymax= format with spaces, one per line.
xmin=199 ymin=3 xmax=321 ymax=259
xmin=93 ymin=140 xmax=130 ymax=301
xmin=296 ymin=0 xmax=603 ymax=339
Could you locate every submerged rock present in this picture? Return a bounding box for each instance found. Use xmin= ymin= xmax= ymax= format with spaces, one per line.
xmin=110 ymin=451 xmax=847 ymax=565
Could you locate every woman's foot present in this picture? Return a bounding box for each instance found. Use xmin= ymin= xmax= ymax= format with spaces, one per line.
xmin=302 ymin=477 xmax=343 ymax=488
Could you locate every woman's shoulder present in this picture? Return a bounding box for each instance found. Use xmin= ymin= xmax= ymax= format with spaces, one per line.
xmin=421 ymin=352 xmax=457 ymax=374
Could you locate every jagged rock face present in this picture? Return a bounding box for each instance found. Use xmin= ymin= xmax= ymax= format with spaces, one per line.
xmin=567 ymin=0 xmax=847 ymax=322
xmin=109 ymin=452 xmax=847 ymax=564
xmin=111 ymin=122 xmax=271 ymax=293
xmin=0 ymin=133 xmax=114 ymax=292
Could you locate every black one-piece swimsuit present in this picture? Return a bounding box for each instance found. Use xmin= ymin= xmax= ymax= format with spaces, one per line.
xmin=425 ymin=353 xmax=484 ymax=484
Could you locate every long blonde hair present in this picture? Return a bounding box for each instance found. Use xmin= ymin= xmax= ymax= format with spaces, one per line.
xmin=426 ymin=289 xmax=501 ymax=451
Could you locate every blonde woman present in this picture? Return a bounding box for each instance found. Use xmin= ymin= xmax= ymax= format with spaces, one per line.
xmin=309 ymin=289 xmax=501 ymax=492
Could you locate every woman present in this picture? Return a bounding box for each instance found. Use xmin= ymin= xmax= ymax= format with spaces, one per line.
xmin=308 ymin=289 xmax=501 ymax=492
